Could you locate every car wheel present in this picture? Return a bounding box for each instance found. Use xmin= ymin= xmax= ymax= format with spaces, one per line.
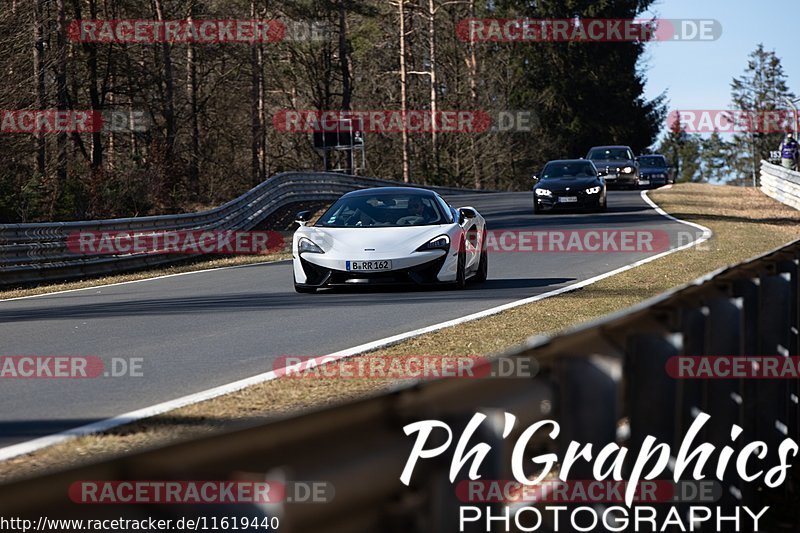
xmin=472 ymin=231 xmax=489 ymax=283
xmin=454 ymin=241 xmax=467 ymax=289
xmin=533 ymin=199 xmax=540 ymax=215
xmin=598 ymin=197 xmax=608 ymax=213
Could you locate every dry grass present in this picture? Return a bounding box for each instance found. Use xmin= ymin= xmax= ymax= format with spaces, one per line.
xmin=1 ymin=184 xmax=798 ymax=483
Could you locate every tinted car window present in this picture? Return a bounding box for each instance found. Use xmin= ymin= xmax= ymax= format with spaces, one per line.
xmin=639 ymin=156 xmax=668 ymax=168
xmin=317 ymin=193 xmax=446 ymax=227
xmin=542 ymin=162 xmax=597 ymax=179
xmin=588 ymin=148 xmax=632 ymax=160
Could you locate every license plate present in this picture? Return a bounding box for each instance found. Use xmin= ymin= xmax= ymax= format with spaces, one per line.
xmin=558 ymin=196 xmax=578 ymax=203
xmin=347 ymin=260 xmax=392 ymax=271
xmin=639 ymin=179 xmax=650 ymax=185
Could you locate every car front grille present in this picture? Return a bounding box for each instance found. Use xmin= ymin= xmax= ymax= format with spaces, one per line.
xmin=301 ymin=255 xmax=447 ymax=286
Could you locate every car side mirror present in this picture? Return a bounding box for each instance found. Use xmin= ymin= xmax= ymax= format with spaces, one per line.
xmin=532 ymin=174 xmax=539 ymax=183
xmin=295 ymin=210 xmax=312 ymax=225
xmin=458 ymin=207 xmax=477 ymax=224
xmin=634 ymin=156 xmax=640 ymax=162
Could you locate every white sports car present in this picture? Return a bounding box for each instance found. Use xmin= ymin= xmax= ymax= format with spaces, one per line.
xmin=292 ymin=187 xmax=488 ymax=293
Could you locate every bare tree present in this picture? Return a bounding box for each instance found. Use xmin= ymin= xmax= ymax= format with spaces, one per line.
xmin=153 ymin=0 xmax=176 ymax=155
xmin=53 ymin=0 xmax=69 ymax=216
xmin=32 ymin=0 xmax=46 ymax=177
xmin=396 ymin=0 xmax=410 ymax=183
xmin=186 ymin=0 xmax=200 ymax=194
xmin=250 ymin=0 xmax=266 ymax=185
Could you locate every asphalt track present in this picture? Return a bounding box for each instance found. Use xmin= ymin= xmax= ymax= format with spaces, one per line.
xmin=0 ymin=190 xmax=704 ymax=450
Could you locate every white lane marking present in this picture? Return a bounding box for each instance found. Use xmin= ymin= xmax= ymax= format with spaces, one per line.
xmin=639 ymin=187 xmax=713 ymax=241
xmin=0 ymin=190 xmax=712 ymax=462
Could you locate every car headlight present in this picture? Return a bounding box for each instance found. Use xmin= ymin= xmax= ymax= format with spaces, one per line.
xmin=535 ymin=188 xmax=552 ymax=197
xmin=416 ymin=235 xmax=450 ymax=252
xmin=621 ymin=166 xmax=634 ymax=174
xmin=585 ymin=186 xmax=601 ymax=194
xmin=298 ymin=237 xmax=324 ymax=254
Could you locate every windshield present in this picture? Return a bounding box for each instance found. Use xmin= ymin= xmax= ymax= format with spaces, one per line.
xmin=588 ymin=148 xmax=633 ymax=161
xmin=317 ymin=192 xmax=447 ymax=227
xmin=541 ymin=162 xmax=597 ymax=179
xmin=638 ymin=156 xmax=668 ymax=168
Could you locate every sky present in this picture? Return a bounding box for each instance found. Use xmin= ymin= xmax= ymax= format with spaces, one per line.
xmin=640 ymin=0 xmax=800 ymax=139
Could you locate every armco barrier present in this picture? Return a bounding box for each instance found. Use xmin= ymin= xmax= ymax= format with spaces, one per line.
xmin=1 ymin=238 xmax=798 ymax=532
xmin=761 ymin=160 xmax=800 ymax=210
xmin=0 ymin=173 xmax=486 ymax=287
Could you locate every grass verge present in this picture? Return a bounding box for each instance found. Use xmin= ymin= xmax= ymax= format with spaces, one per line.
xmin=1 ymin=183 xmax=798 ymax=482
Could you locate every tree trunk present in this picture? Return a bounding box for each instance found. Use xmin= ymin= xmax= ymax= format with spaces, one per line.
xmin=53 ymin=0 xmax=68 ymax=217
xmin=32 ymin=0 xmax=46 ymax=177
xmin=250 ymin=0 xmax=266 ymax=186
xmin=338 ymin=0 xmax=353 ymax=174
xmin=427 ymin=0 xmax=438 ymax=178
xmin=466 ymin=0 xmax=479 ymax=189
xmin=338 ymin=1 xmax=352 ymax=111
xmin=187 ymin=3 xmax=200 ymax=196
xmin=73 ymin=0 xmax=103 ymax=169
xmin=153 ymin=0 xmax=176 ymax=156
xmin=398 ymin=0 xmax=410 ymax=183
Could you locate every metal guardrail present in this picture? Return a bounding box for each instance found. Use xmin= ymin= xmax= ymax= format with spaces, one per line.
xmin=0 ymin=173 xmax=486 ymax=287
xmin=760 ymin=160 xmax=800 ymax=210
xmin=1 ymin=237 xmax=798 ymax=532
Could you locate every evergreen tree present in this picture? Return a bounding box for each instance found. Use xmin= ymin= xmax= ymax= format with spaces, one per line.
xmin=729 ymin=44 xmax=794 ymax=186
xmin=658 ymin=112 xmax=702 ymax=183
xmin=700 ymin=131 xmax=732 ymax=184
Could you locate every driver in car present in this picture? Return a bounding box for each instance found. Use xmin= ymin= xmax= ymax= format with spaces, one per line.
xmin=397 ymin=197 xmax=434 ymax=225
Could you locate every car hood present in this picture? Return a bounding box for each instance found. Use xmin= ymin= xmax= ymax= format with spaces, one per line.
xmin=296 ymin=224 xmax=454 ymax=254
xmin=535 ymin=177 xmax=599 ymax=191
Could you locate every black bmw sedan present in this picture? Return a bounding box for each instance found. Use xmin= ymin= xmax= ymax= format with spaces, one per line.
xmin=637 ymin=154 xmax=673 ymax=188
xmin=532 ymin=159 xmax=607 ymax=214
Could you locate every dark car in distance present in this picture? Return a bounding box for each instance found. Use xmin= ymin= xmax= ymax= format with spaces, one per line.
xmin=532 ymin=159 xmax=607 ymax=214
xmin=586 ymin=145 xmax=640 ymax=189
xmin=637 ymin=154 xmax=673 ymax=188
